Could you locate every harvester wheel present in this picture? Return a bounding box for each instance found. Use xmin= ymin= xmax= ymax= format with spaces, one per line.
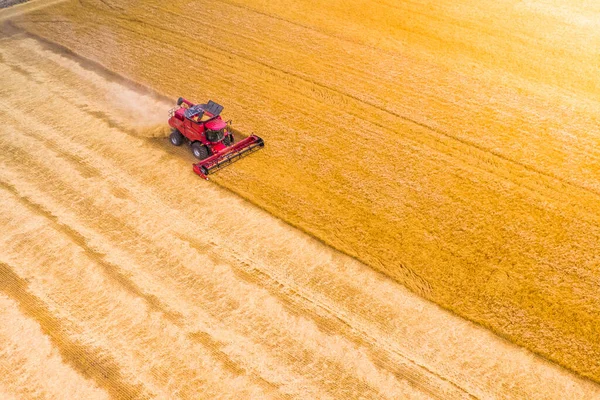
xmin=223 ymin=135 xmax=233 ymax=146
xmin=170 ymin=129 xmax=184 ymax=146
xmin=191 ymin=142 xmax=210 ymax=160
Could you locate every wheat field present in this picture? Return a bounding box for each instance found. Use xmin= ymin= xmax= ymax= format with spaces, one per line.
xmin=2 ymin=0 xmax=600 ymax=397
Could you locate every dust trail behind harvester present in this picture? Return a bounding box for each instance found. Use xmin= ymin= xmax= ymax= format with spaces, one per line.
xmin=9 ymin=31 xmax=173 ymax=138
xmin=103 ymin=84 xmax=172 ymax=138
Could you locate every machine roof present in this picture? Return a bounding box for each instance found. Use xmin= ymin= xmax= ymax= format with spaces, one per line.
xmin=183 ymin=100 xmax=224 ymax=120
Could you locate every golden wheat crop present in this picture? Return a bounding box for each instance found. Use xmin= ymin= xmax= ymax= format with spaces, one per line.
xmin=5 ymin=31 xmax=596 ymax=398
xmin=2 ymin=0 xmax=600 ymax=397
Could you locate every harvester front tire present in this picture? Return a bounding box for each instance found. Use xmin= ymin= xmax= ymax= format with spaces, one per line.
xmin=170 ymin=129 xmax=184 ymax=146
xmin=191 ymin=142 xmax=210 ymax=160
xmin=223 ymin=135 xmax=233 ymax=146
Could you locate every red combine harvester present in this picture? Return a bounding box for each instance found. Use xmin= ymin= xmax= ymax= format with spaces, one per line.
xmin=168 ymin=97 xmax=264 ymax=179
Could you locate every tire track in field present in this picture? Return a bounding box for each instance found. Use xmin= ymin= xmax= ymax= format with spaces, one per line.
xmin=0 ymin=294 xmax=109 ymax=400
xmin=0 ymin=261 xmax=149 ymax=400
xmin=183 ymin=331 xmax=285 ymax=398
xmin=180 ymin=234 xmax=470 ymax=399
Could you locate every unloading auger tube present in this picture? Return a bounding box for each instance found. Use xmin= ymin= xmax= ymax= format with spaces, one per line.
xmin=193 ymin=134 xmax=265 ymax=180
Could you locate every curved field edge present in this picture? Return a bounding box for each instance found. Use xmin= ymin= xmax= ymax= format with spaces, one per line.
xmin=6 ymin=0 xmax=600 ymax=383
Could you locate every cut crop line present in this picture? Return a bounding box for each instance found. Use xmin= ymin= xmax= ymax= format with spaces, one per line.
xmin=0 ymin=0 xmax=68 ymax=22
xmin=65 ymin=8 xmax=600 ymax=206
xmin=5 ymin=21 xmax=174 ymax=104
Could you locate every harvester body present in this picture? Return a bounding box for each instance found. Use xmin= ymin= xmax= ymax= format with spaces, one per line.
xmin=168 ymin=98 xmax=264 ymax=179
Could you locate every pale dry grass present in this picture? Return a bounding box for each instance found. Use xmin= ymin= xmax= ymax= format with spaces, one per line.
xmin=0 ymin=31 xmax=599 ymax=398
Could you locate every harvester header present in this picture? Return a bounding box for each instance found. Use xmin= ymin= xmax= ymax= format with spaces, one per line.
xmin=167 ymin=97 xmax=264 ymax=179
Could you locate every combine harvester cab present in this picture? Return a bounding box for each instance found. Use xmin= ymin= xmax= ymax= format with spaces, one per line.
xmin=168 ymin=98 xmax=264 ymax=180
